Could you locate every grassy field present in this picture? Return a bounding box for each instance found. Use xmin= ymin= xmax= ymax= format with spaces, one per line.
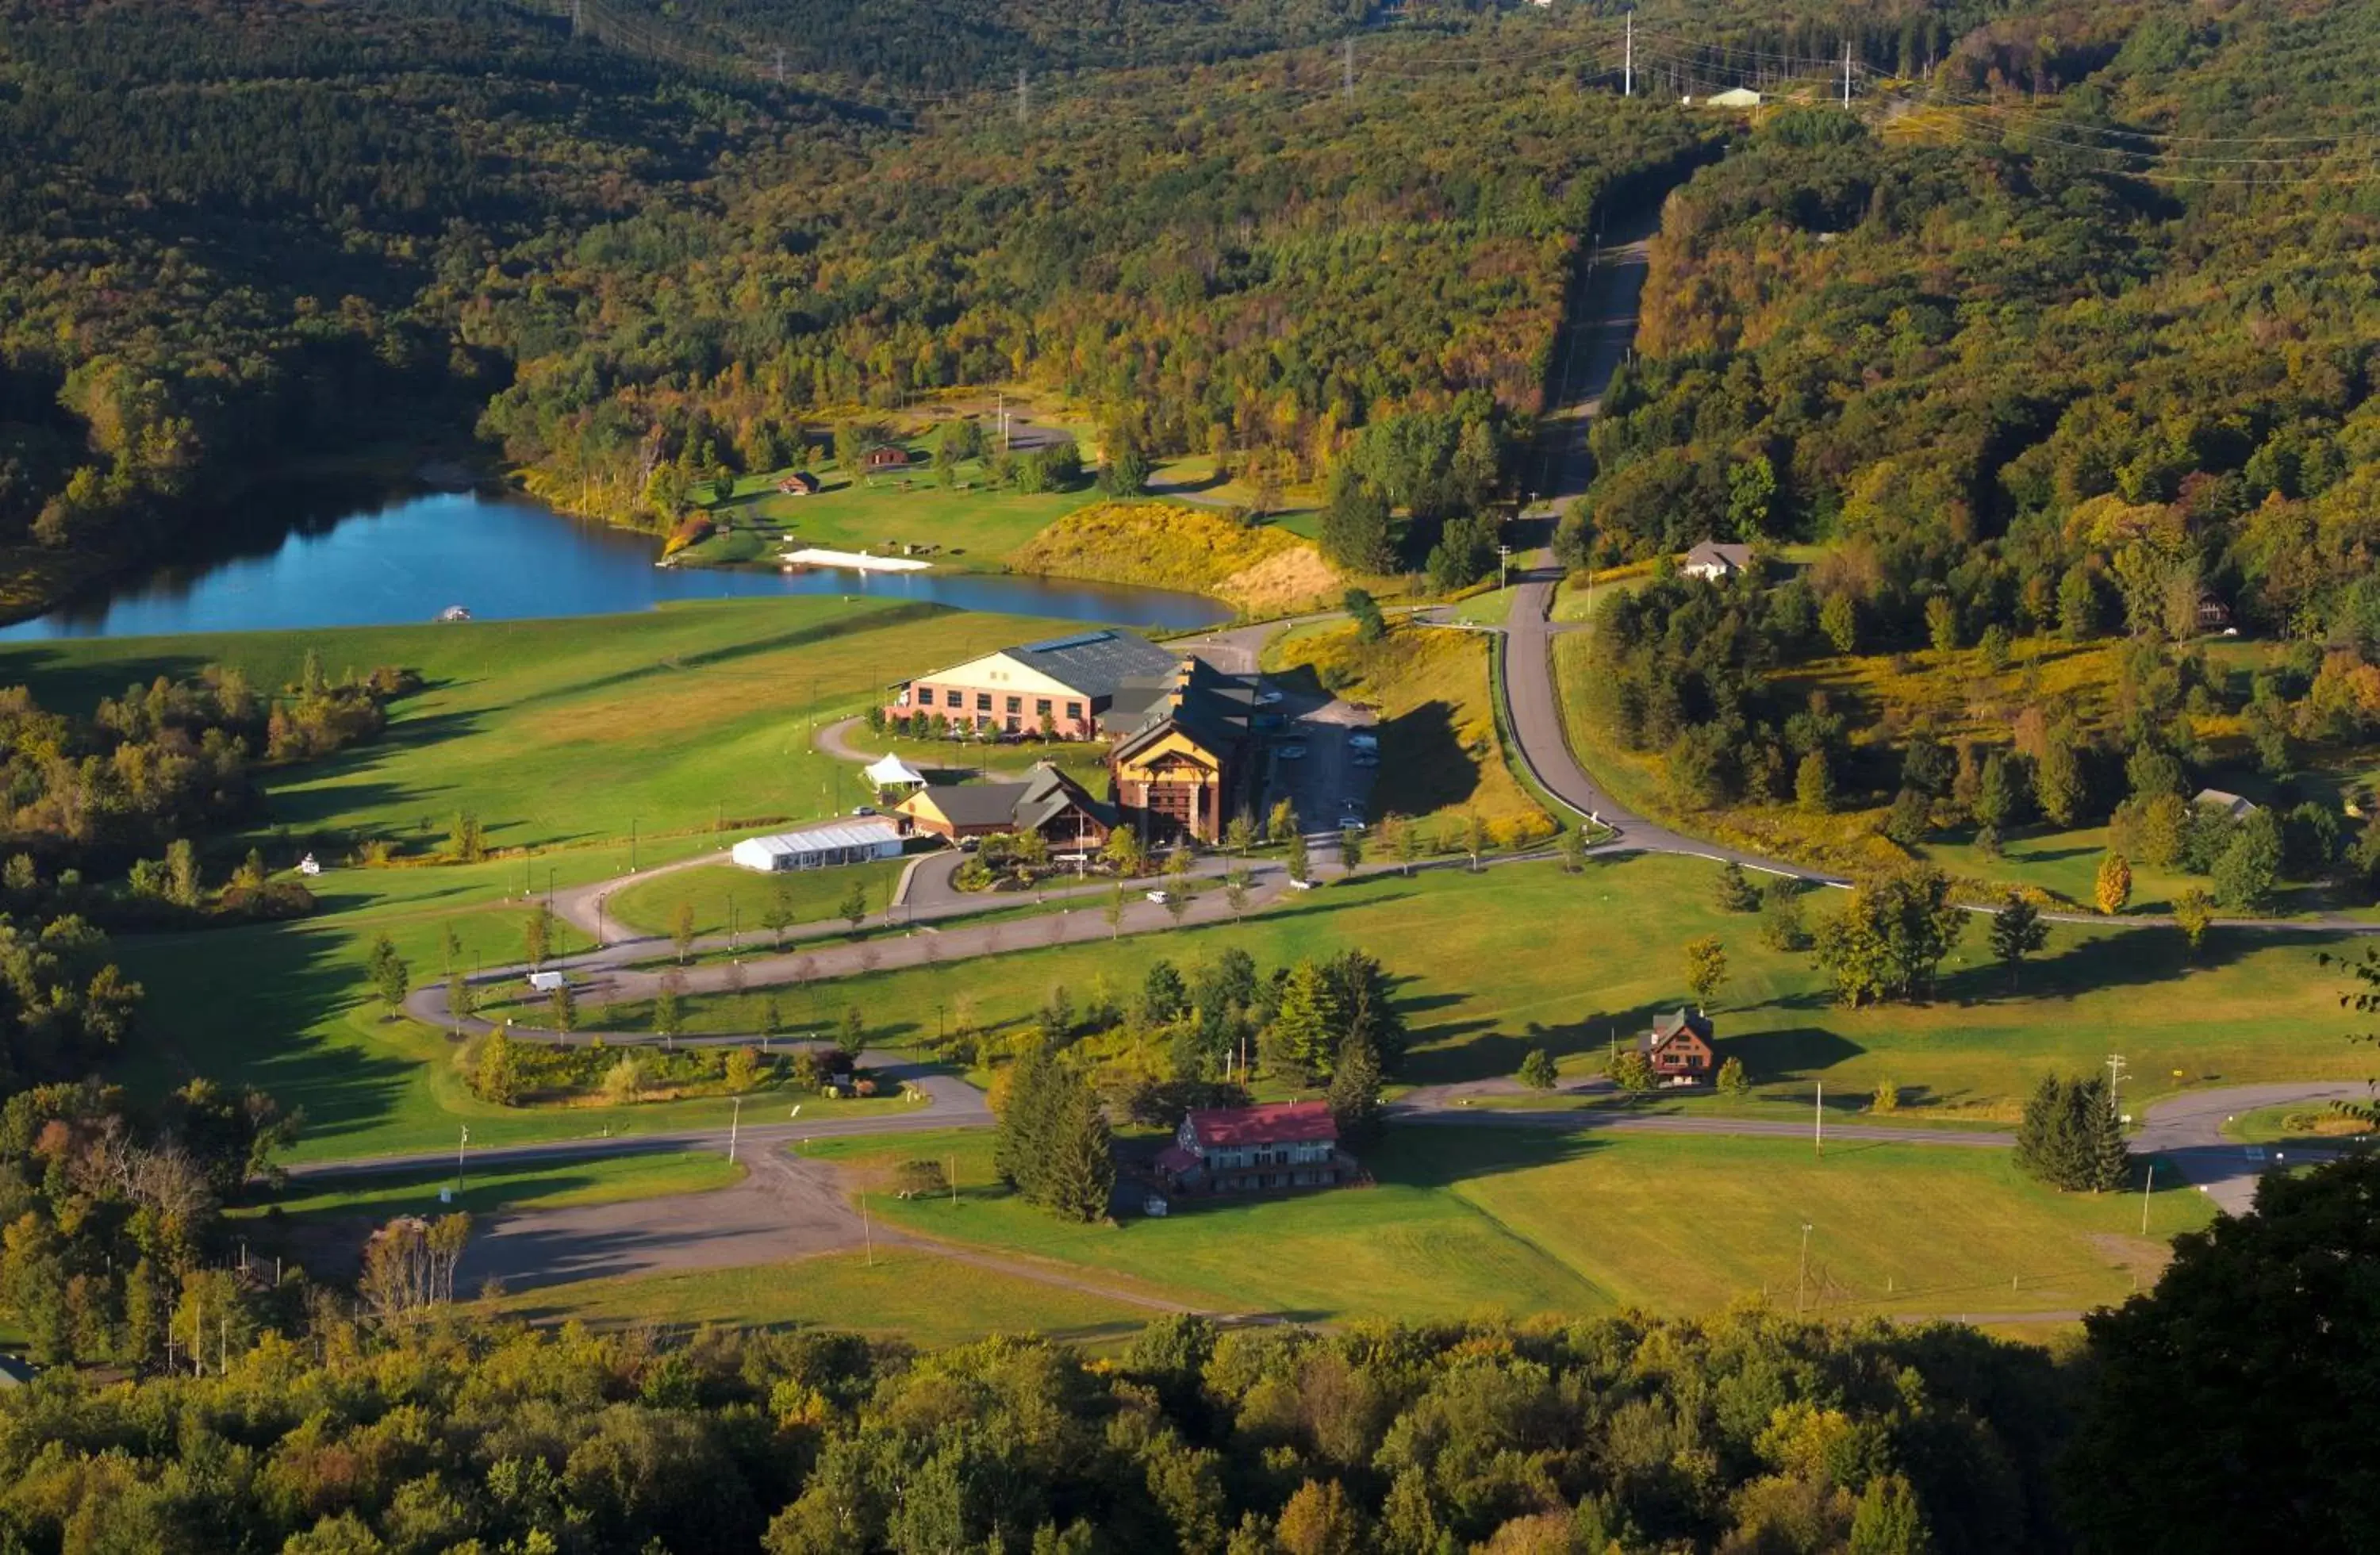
xmin=820 ymin=1125 xmax=2213 ymax=1325
xmin=709 ymin=466 xmax=1099 ymax=572
xmin=494 ymin=1250 xmax=1156 ymax=1350
xmin=2221 ymin=1101 xmax=2374 ymax=1146
xmin=605 ymin=858 xmax=912 ymax=939
xmin=1268 ymin=620 xmax=1549 ymax=840
xmin=233 ymin=1151 xmax=747 ymax=1225
xmin=639 ymin=853 xmax=2374 ymax=1113
xmin=0 ymin=596 xmax=1076 ymax=860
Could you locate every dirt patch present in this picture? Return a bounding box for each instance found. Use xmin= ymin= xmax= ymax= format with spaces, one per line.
xmin=1218 ymin=547 xmax=1340 ymax=615
xmin=2086 ymin=1232 xmax=2175 ymax=1285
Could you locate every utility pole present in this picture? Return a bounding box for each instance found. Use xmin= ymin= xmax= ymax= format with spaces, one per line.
xmin=456 ymin=1123 xmax=470 ymax=1191
xmin=1342 ymin=37 xmax=1355 ymax=103
xmin=728 ymin=1096 xmax=742 ymax=1164
xmin=1015 ymin=67 xmax=1028 ymax=129
xmin=629 ymin=817 xmax=638 ymax=873
xmin=1842 ymin=40 xmax=1852 ymax=109
xmin=774 ymin=44 xmax=785 ymax=84
xmin=1814 ymin=1081 xmax=1823 ymax=1157
xmin=2106 ymin=1053 xmax=2129 ymax=1116
xmin=2140 ymin=1160 xmax=2155 ymax=1235
xmin=1624 ymin=12 xmax=1633 ymax=98
xmin=861 ymin=1192 xmax=874 ymax=1267
xmin=1795 ymin=1222 xmax=1813 ymax=1315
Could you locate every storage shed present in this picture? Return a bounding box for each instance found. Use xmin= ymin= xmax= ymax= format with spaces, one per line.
xmin=731 ymin=817 xmax=905 ymax=873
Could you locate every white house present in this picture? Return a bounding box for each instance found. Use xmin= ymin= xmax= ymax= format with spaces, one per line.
xmin=1683 ymin=540 xmax=1755 ymax=581
xmin=730 ymin=816 xmax=905 ymax=873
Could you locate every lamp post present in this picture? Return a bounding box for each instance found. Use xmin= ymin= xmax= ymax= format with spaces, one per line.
xmin=456 ymin=1124 xmax=470 ymax=1192
xmin=729 ymin=1096 xmax=743 ymax=1165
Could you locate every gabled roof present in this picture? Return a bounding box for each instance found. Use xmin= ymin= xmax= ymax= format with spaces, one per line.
xmin=904 ymin=762 xmax=1112 ymax=832
xmin=911 ymin=781 xmax=1031 ymax=827
xmin=734 ymin=818 xmax=904 ymax=857
xmin=2193 ymin=788 xmax=2259 ymax=820
xmin=1187 ymin=1100 xmax=1338 ymax=1149
xmin=1639 ymin=1008 xmax=1714 ymax=1054
xmin=1006 ymin=630 xmax=1181 ymax=701
xmin=1110 ymin=656 xmax=1253 ymax=762
xmin=1684 ymin=541 xmax=1754 ymax=572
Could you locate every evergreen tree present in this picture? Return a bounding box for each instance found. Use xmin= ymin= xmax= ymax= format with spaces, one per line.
xmin=1516 ymin=1048 xmax=1558 ymax=1091
xmin=1322 ymin=948 xmax=1404 ymax=1069
xmin=1988 ymin=893 xmax=2048 ymax=987
xmin=1713 ymin=860 xmax=1760 ymax=913
xmin=994 ymin=1039 xmax=1059 ymax=1197
xmin=367 ymin=934 xmax=408 ymax=1015
xmin=1268 ymin=958 xmax=1343 ymax=1083
xmin=1041 ymin=1077 xmax=1115 ymax=1223
xmin=1326 ymin=1031 xmax=1384 ymax=1144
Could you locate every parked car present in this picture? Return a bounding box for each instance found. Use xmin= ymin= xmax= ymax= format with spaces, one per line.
xmin=1287 ymin=877 xmax=1317 ymax=891
xmin=1146 ymin=889 xmax=1172 ymax=904
xmin=1348 ymin=731 xmax=1380 ymax=751
xmin=1276 ymin=743 xmax=1308 ymax=761
xmin=851 ymin=805 xmax=877 ymax=816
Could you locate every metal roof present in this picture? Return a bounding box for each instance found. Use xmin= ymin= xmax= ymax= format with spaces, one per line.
xmin=735 ymin=818 xmax=904 ymax=856
xmin=1007 ymin=629 xmax=1181 ymax=701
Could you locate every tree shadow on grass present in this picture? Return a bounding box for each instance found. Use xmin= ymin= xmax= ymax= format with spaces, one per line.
xmin=1367 ymin=1121 xmax=1611 ymax=1191
xmin=118 ymin=922 xmax=419 ymax=1149
xmin=1370 ymin=699 xmax=1477 ymax=818
xmin=1941 ymin=921 xmax=2256 ymax=1007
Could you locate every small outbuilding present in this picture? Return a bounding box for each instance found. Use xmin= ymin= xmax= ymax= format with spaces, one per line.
xmin=862 ymin=446 xmax=912 ymax=471
xmin=731 ymin=816 xmax=906 ymax=873
xmin=1704 ymin=87 xmax=1764 ymax=109
xmin=777 ymin=471 xmax=821 ymax=496
xmin=528 ymin=970 xmax=569 ymax=993
xmin=2193 ymin=788 xmax=2260 ymax=822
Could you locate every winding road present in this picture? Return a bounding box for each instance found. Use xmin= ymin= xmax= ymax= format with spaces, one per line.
xmin=277 ymin=196 xmax=2378 ymax=1323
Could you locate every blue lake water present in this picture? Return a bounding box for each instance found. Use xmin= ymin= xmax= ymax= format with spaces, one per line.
xmin=0 ymin=487 xmax=1228 ymax=640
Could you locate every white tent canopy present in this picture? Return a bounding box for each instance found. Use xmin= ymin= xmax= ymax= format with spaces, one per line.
xmin=865 ymin=753 xmax=927 ymax=789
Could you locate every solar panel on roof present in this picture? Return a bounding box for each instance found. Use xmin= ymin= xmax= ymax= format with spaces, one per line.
xmin=1023 ymin=629 xmax=1115 ymax=654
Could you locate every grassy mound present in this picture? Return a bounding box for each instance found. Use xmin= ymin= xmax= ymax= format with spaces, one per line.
xmin=1009 ymin=500 xmax=1337 ymax=615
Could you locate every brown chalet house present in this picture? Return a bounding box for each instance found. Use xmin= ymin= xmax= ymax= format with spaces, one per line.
xmin=1154 ymin=1101 xmax=1351 ymax=1195
xmin=1638 ymin=1008 xmax=1717 ymax=1086
xmin=886 ymin=629 xmax=1254 ymax=844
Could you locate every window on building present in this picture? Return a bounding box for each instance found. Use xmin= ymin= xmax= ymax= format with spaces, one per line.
xmin=1035 ymin=699 xmax=1052 ymax=716
xmin=1006 ymin=716 xmax=1020 ymax=733
xmin=975 ymin=693 xmax=992 ymax=712
xmin=1066 ymin=701 xmax=1083 ymax=719
xmin=1006 ymin=696 xmax=1022 ymax=714
xmin=916 ymin=686 xmax=935 ymax=706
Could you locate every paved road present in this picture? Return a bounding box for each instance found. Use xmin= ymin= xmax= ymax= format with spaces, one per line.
xmin=2132 ymin=1080 xmax=2369 ymax=1213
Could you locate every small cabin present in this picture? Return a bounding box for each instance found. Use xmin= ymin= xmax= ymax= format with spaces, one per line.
xmin=862 ymin=446 xmax=912 ymax=471
xmin=777 ymin=471 xmax=821 ymax=496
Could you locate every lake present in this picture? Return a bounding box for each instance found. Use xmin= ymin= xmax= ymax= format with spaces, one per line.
xmin=0 ymin=486 xmax=1228 ymax=640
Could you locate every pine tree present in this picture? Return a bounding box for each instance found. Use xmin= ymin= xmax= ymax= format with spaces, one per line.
xmin=1713 ymin=860 xmax=1760 ymax=913
xmin=1326 ymin=1031 xmax=1384 ymax=1144
xmin=994 ymin=1039 xmax=1058 ymax=1196
xmin=1516 ymin=1048 xmax=1558 ymax=1091
xmin=1988 ymin=893 xmax=2048 ymax=988
xmin=1269 ymin=959 xmax=1343 ymax=1083
xmin=1040 ymin=1076 xmax=1115 ymax=1223
xmin=2085 ymin=1076 xmax=2131 ymax=1192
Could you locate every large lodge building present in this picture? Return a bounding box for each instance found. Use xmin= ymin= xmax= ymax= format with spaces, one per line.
xmin=885 ymin=629 xmax=1256 ymax=844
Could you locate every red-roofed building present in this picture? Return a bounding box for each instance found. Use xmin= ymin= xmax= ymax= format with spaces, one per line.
xmin=1155 ymin=1100 xmax=1353 ymax=1195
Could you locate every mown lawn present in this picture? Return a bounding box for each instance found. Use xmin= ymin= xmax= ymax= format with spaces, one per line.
xmin=819 ymin=1125 xmax=2213 ymax=1325
xmin=232 ymin=1151 xmax=747 ymax=1226
xmin=718 ymin=465 xmax=1097 ymax=572
xmin=605 ymin=858 xmax=912 ymax=939
xmin=0 ymin=595 xmax=1080 ymax=859
xmin=495 ymin=1250 xmax=1155 ymax=1351
xmin=651 ymin=852 xmax=2373 ymax=1115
